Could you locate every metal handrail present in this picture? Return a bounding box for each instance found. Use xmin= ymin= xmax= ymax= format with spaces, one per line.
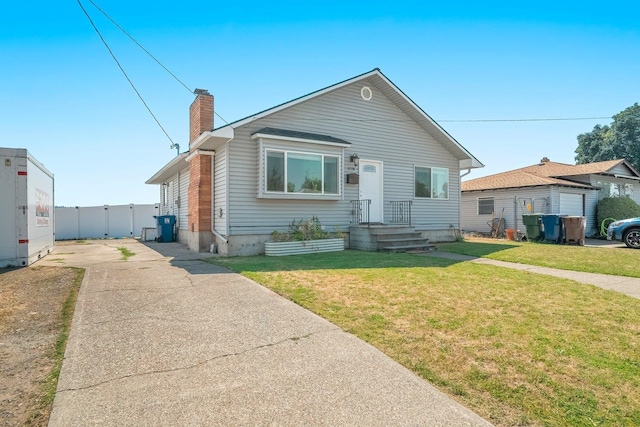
xmin=390 ymin=200 xmax=412 ymax=225
xmin=350 ymin=199 xmax=371 ymax=226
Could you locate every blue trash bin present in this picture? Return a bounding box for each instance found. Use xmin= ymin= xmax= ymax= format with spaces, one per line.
xmin=540 ymin=214 xmax=564 ymax=243
xmin=154 ymin=215 xmax=176 ymax=243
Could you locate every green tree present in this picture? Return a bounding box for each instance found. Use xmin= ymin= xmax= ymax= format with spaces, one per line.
xmin=575 ymin=103 xmax=640 ymax=171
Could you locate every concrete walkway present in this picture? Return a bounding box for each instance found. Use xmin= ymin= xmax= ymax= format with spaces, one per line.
xmin=425 ymin=250 xmax=640 ymax=299
xmin=43 ymin=240 xmax=492 ymax=427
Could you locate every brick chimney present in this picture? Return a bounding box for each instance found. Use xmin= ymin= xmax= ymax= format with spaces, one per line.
xmin=190 ymin=89 xmax=213 ymax=145
xmin=188 ymin=89 xmax=214 ymax=250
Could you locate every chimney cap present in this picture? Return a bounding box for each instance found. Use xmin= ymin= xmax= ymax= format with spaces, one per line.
xmin=194 ymin=88 xmax=210 ymax=96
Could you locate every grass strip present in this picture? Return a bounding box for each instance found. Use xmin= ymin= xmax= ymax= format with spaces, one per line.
xmin=26 ymin=267 xmax=84 ymax=425
xmin=438 ymin=238 xmax=640 ymax=278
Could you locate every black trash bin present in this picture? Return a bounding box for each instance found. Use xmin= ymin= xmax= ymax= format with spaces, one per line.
xmin=154 ymin=215 xmax=176 ymax=243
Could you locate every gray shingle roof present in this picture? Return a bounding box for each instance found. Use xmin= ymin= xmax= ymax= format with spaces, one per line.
xmin=252 ymin=127 xmax=351 ymax=145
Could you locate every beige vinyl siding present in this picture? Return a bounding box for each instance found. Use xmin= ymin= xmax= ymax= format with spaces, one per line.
xmin=226 ymin=78 xmax=462 ymax=235
xmin=214 ymin=145 xmax=228 ymax=236
xmin=461 ymin=187 xmax=552 ymax=233
xmin=178 ymin=168 xmax=189 ymax=230
xmin=550 ymin=186 xmax=598 ymax=235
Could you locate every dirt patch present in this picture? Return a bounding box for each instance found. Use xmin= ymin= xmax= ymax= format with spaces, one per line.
xmin=0 ymin=266 xmax=82 ymax=426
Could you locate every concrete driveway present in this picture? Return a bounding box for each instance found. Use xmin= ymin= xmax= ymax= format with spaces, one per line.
xmin=43 ymin=240 xmax=491 ymax=426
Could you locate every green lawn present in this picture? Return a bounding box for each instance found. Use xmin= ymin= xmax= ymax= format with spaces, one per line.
xmin=209 ymin=251 xmax=640 ymax=427
xmin=438 ymin=238 xmax=640 ymax=278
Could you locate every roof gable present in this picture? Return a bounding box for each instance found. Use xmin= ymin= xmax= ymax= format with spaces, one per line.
xmin=216 ymin=69 xmax=483 ymax=169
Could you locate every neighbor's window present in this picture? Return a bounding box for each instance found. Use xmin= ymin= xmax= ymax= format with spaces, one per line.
xmin=415 ymin=166 xmax=449 ymax=199
xmin=266 ymin=149 xmax=340 ymax=195
xmin=478 ymin=197 xmax=494 ymax=215
xmin=596 ymin=181 xmax=634 ymax=199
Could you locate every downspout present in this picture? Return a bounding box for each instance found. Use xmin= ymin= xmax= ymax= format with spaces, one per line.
xmin=176 ymin=170 xmax=180 ymax=231
xmin=210 ymin=151 xmax=228 ymax=244
xmin=514 ymin=196 xmax=518 ymax=231
xmin=459 ymin=169 xmax=471 ymax=238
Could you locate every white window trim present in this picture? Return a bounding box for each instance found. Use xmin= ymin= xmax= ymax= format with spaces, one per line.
xmin=414 ymin=165 xmax=450 ymax=200
xmin=258 ymin=143 xmax=343 ymax=200
xmin=477 ymin=197 xmax=494 ymax=215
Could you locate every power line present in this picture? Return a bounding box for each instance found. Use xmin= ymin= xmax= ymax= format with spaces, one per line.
xmin=438 ymin=116 xmax=611 ymax=123
xmin=85 ymin=0 xmax=229 ymax=125
xmin=77 ymin=0 xmax=177 ymax=145
xmin=235 ymin=116 xmax=611 ymax=124
xmin=87 ymin=0 xmax=192 ymax=94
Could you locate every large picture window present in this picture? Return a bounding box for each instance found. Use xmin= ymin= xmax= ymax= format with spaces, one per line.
xmin=415 ymin=166 xmax=449 ymax=199
xmin=266 ymin=149 xmax=340 ymax=195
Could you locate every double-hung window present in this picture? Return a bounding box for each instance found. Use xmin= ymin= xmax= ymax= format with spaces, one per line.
xmin=266 ymin=149 xmax=340 ymax=195
xmin=414 ymin=166 xmax=449 ymax=199
xmin=478 ymin=197 xmax=494 ymax=215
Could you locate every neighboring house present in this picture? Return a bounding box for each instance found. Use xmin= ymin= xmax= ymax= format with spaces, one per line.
xmin=146 ymin=69 xmax=483 ymax=255
xmin=461 ymin=157 xmax=640 ymax=237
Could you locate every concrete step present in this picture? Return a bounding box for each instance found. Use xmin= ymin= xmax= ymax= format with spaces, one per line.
xmin=377 ymin=238 xmax=431 ymax=249
xmin=381 ymin=243 xmax=436 ymax=253
xmin=375 ymin=232 xmax=424 ymax=240
xmin=368 ymin=226 xmax=417 ymax=235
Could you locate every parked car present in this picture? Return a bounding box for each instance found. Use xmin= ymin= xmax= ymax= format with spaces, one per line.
xmin=607 ymin=217 xmax=640 ymax=249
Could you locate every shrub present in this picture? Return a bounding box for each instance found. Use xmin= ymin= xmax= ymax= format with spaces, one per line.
xmin=596 ymin=197 xmax=640 ymax=225
xmin=269 ymin=217 xmax=344 ymax=242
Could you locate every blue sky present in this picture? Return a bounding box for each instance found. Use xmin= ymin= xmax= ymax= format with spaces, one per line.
xmin=2 ymin=1 xmax=639 ymax=206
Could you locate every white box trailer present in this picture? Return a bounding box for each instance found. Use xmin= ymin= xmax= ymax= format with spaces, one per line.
xmin=0 ymin=148 xmax=54 ymax=267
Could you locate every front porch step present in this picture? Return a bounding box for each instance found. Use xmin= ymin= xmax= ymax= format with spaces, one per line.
xmin=382 ymin=243 xmax=436 ymax=253
xmin=376 ymin=232 xmax=423 ymax=241
xmin=377 ymin=237 xmax=431 ymax=249
xmin=350 ymin=224 xmax=433 ymax=253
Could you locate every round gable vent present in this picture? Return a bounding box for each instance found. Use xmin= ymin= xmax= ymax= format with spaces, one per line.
xmin=361 ymin=86 xmax=372 ymax=101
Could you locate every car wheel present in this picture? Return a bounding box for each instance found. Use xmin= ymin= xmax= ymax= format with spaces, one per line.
xmin=623 ymin=228 xmax=640 ymax=249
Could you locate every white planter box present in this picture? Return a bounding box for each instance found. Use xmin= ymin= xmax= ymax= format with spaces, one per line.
xmin=265 ymin=238 xmax=345 ymax=256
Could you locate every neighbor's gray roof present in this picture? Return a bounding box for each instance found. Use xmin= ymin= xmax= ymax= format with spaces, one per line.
xmin=251 ymin=127 xmax=351 ymax=145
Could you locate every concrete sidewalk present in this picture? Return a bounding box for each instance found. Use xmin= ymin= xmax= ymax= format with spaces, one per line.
xmin=425 ymin=251 xmax=640 ymax=299
xmin=43 ymin=240 xmax=491 ymax=426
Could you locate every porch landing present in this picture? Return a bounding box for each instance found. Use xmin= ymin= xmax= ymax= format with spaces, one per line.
xmin=349 ymin=225 xmax=435 ymax=253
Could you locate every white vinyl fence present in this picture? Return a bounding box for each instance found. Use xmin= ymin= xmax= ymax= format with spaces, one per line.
xmin=55 ymin=204 xmax=160 ymax=240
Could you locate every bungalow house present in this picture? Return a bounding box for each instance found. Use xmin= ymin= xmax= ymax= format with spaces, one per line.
xmin=461 ymin=157 xmax=640 ymax=237
xmin=146 ymin=69 xmax=483 ymax=255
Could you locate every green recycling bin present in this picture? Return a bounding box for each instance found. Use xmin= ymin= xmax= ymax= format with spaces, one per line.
xmin=522 ymin=214 xmax=543 ymax=241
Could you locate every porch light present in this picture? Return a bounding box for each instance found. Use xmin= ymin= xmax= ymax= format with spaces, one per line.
xmin=350 ymin=153 xmax=360 ymax=167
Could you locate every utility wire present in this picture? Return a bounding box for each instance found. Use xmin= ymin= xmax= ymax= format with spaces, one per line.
xmin=438 ymin=116 xmax=611 ymax=123
xmin=77 ymin=0 xmax=177 ymax=145
xmin=237 ymin=116 xmax=611 ymax=124
xmin=87 ymin=0 xmax=191 ymax=94
xmin=86 ymin=0 xmax=229 ymax=125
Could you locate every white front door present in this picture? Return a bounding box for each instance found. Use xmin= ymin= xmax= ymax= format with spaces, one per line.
xmin=359 ymin=159 xmax=383 ymax=223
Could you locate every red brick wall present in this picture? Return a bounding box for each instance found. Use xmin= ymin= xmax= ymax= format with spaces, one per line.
xmin=188 ymin=154 xmax=212 ymax=232
xmin=188 ymin=92 xmax=214 ymax=234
